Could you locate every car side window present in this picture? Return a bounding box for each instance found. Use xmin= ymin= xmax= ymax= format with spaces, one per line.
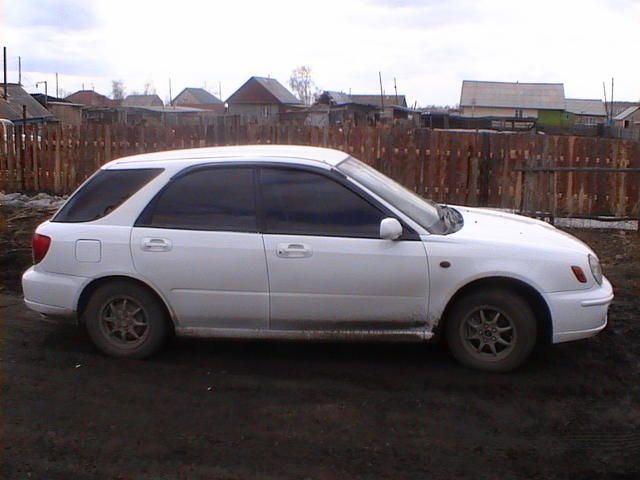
xmin=260 ymin=167 xmax=386 ymax=238
xmin=140 ymin=167 xmax=257 ymax=232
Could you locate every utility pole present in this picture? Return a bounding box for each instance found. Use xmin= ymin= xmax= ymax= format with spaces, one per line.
xmin=610 ymin=77 xmax=614 ymax=124
xmin=18 ymin=56 xmax=21 ymax=86
xmin=219 ymin=81 xmax=222 ymax=101
xmin=603 ymin=81 xmax=609 ymax=123
xmin=168 ymin=78 xmax=173 ymax=106
xmin=36 ymin=80 xmax=48 ymax=108
xmin=55 ymin=72 xmax=59 ymax=98
xmin=378 ymin=71 xmax=384 ymax=111
xmin=394 ymin=77 xmax=398 ymax=106
xmin=3 ymin=46 xmax=7 ymax=100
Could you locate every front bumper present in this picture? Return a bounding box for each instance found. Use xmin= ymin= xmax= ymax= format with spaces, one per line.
xmin=22 ymin=267 xmax=87 ymax=320
xmin=547 ymin=276 xmax=614 ymax=343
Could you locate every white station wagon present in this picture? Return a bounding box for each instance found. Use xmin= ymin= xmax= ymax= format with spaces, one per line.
xmin=22 ymin=145 xmax=613 ymax=371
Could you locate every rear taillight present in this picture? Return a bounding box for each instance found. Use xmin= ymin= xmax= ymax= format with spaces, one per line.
xmin=32 ymin=234 xmax=51 ymax=264
xmin=571 ymin=266 xmax=587 ymax=283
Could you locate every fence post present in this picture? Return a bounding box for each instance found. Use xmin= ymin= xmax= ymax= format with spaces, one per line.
xmin=15 ymin=124 xmax=24 ymax=191
xmin=33 ymin=124 xmax=39 ymax=192
xmin=54 ymin=125 xmax=61 ymax=194
xmin=478 ymin=132 xmax=490 ymax=207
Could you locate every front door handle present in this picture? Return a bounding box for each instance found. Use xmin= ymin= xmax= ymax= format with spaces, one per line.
xmin=141 ymin=237 xmax=172 ymax=252
xmin=276 ymin=243 xmax=312 ymax=258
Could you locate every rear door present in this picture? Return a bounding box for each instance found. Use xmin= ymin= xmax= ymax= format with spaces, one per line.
xmin=131 ymin=166 xmax=269 ymax=329
xmin=259 ymin=166 xmax=429 ymax=331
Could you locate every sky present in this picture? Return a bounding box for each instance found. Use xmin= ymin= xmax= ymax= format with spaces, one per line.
xmin=1 ymin=0 xmax=639 ymax=106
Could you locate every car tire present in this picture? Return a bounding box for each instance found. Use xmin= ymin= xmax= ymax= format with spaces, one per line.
xmin=445 ymin=289 xmax=537 ymax=372
xmin=83 ymin=281 xmax=170 ymax=359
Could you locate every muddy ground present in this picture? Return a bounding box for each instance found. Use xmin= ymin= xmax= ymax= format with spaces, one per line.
xmin=1 ymin=206 xmax=639 ymax=480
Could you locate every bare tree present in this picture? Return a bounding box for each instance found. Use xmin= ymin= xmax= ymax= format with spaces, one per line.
xmin=289 ymin=66 xmax=317 ymax=106
xmin=111 ymin=80 xmax=125 ymax=100
xmin=143 ymin=81 xmax=156 ymax=95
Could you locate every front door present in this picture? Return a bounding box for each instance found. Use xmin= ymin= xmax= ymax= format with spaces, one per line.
xmin=259 ymin=166 xmax=429 ymax=331
xmin=131 ymin=166 xmax=269 ymax=329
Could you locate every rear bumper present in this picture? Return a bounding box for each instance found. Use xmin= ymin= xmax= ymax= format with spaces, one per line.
xmin=548 ymin=276 xmax=613 ymax=343
xmin=22 ymin=267 xmax=87 ymax=320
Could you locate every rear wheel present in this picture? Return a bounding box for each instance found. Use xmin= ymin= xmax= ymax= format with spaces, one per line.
xmin=83 ymin=281 xmax=170 ymax=359
xmin=445 ymin=290 xmax=537 ymax=372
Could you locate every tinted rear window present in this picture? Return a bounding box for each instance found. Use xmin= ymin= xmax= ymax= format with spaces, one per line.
xmin=53 ymin=169 xmax=162 ymax=223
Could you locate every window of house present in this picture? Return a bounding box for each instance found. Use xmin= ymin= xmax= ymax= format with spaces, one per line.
xmin=515 ymin=109 xmax=524 ymax=118
xmin=139 ymin=167 xmax=257 ymax=232
xmin=260 ymin=168 xmax=386 ymax=238
xmin=261 ymin=106 xmax=270 ymax=118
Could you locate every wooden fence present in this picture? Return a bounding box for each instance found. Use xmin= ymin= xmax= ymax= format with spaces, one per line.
xmin=1 ymin=122 xmax=639 ymax=221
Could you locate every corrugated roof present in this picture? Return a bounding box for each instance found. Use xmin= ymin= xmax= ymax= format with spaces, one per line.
xmin=174 ymin=87 xmax=222 ymax=105
xmin=614 ymin=105 xmax=640 ymax=121
xmin=565 ymin=98 xmax=606 ymax=116
xmin=123 ymin=94 xmax=164 ymax=107
xmin=350 ymin=94 xmax=408 ymax=108
xmin=316 ymin=91 xmax=408 ymax=108
xmin=0 ymin=83 xmax=54 ymax=121
xmin=253 ymin=77 xmax=301 ymax=105
xmin=320 ymin=91 xmax=352 ymax=105
xmin=127 ymin=106 xmax=206 ymax=113
xmin=460 ymin=80 xmax=565 ymax=110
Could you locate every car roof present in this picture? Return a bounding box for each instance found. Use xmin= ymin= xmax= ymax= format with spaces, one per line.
xmin=104 ymin=145 xmax=350 ymax=170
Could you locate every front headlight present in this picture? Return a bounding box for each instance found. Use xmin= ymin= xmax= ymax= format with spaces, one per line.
xmin=588 ymin=254 xmax=603 ymax=285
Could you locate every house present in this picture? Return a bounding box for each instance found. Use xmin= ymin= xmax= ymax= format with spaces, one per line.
xmin=122 ymin=94 xmax=164 ymax=107
xmin=564 ymin=99 xmax=607 ymax=126
xmin=609 ymin=101 xmax=639 ymax=118
xmin=314 ymin=91 xmax=412 ymax=125
xmin=226 ymin=76 xmax=302 ymax=123
xmin=614 ymin=106 xmax=640 ymax=129
xmin=32 ymin=94 xmax=84 ymax=126
xmin=173 ymin=87 xmax=224 ymax=113
xmin=65 ymin=90 xmax=116 ymax=107
xmin=349 ymin=94 xmax=408 ymax=109
xmin=459 ymin=80 xmax=566 ymax=126
xmin=123 ymin=105 xmax=212 ymax=127
xmin=64 ymin=90 xmax=124 ymax=124
xmin=0 ymin=83 xmax=54 ymax=124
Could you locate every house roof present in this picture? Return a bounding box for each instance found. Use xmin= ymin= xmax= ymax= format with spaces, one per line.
xmin=349 ymin=94 xmax=408 ymax=108
xmin=614 ymin=105 xmax=640 ymax=121
xmin=460 ymin=80 xmax=565 ymax=110
xmin=174 ymin=87 xmax=223 ymax=105
xmin=318 ymin=91 xmax=354 ymax=105
xmin=65 ymin=90 xmax=115 ymax=107
xmin=565 ymin=98 xmax=606 ymax=116
xmin=0 ymin=83 xmax=54 ymax=121
xmin=227 ymin=76 xmax=301 ymax=105
xmin=253 ymin=77 xmax=301 ymax=104
xmin=123 ymin=94 xmax=164 ymax=107
xmin=316 ymin=91 xmax=408 ymax=108
xmin=127 ymin=106 xmax=206 ymax=114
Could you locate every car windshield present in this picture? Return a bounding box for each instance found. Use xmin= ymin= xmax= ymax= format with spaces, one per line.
xmin=338 ymin=156 xmax=448 ymax=233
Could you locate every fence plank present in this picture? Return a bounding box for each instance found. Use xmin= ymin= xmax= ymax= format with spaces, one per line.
xmin=1 ymin=124 xmax=638 ymax=221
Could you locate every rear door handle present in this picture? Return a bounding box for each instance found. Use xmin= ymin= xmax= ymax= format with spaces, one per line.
xmin=276 ymin=243 xmax=312 ymax=258
xmin=141 ymin=237 xmax=172 ymax=252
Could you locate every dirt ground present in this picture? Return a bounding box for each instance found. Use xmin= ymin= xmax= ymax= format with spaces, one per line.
xmin=1 ymin=206 xmax=639 ymax=480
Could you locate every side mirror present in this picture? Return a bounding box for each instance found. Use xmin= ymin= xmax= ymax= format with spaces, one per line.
xmin=380 ymin=218 xmax=402 ymax=240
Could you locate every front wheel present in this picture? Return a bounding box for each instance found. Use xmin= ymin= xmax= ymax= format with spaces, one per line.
xmin=445 ymin=290 xmax=537 ymax=372
xmin=83 ymin=281 xmax=170 ymax=359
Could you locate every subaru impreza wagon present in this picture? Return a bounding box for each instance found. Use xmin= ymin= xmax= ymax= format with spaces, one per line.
xmin=22 ymin=145 xmax=613 ymax=371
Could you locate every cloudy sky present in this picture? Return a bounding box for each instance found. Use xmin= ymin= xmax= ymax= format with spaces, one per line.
xmin=1 ymin=0 xmax=639 ymax=106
